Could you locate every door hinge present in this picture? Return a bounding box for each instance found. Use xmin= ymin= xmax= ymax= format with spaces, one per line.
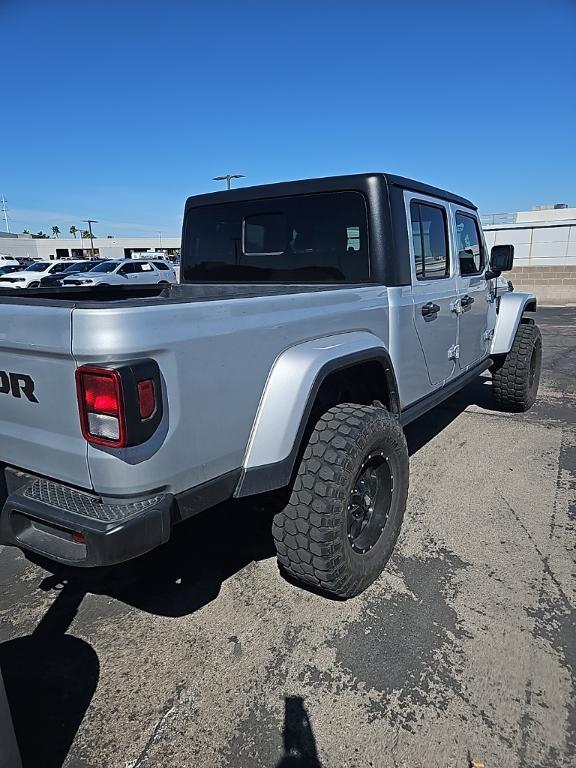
xmin=448 ymin=344 xmax=460 ymax=361
xmin=450 ymin=298 xmax=462 ymax=315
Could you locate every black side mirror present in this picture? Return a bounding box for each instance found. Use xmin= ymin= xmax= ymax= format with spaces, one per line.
xmin=485 ymin=244 xmax=514 ymax=279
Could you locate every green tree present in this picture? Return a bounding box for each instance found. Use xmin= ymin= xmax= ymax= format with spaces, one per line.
xmin=52 ymin=225 xmax=60 ymax=238
xmin=81 ymin=230 xmax=91 ymax=239
xmin=69 ymin=225 xmax=78 ymax=238
xmin=21 ymin=229 xmax=30 ymax=235
xmin=36 ymin=231 xmax=48 ymax=239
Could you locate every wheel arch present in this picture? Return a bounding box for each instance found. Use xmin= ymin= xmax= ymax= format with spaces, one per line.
xmin=234 ymin=332 xmax=399 ymax=498
xmin=491 ymin=291 xmax=537 ymax=356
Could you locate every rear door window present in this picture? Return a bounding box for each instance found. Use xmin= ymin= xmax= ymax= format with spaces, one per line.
xmin=409 ymin=201 xmax=450 ymax=280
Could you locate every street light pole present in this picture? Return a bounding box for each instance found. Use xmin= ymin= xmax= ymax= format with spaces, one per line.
xmin=82 ymin=219 xmax=98 ymax=256
xmin=213 ymin=174 xmax=245 ymax=190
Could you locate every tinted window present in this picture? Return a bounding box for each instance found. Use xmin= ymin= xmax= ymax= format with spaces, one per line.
xmin=455 ymin=213 xmax=484 ymax=275
xmin=64 ymin=261 xmax=96 ymax=273
xmin=25 ymin=262 xmax=51 ymax=272
xmin=91 ymin=261 xmax=121 ymax=273
xmin=49 ymin=262 xmax=72 ymax=273
xmin=118 ymin=263 xmax=136 ymax=274
xmin=153 ymin=261 xmax=170 ymax=270
xmin=63 ymin=262 xmax=84 ymax=273
xmin=410 ymin=201 xmax=449 ymax=280
xmin=182 ymin=192 xmax=369 ymax=283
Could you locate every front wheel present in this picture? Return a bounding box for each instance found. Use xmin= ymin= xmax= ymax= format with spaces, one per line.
xmin=28 ymin=281 xmax=39 ymax=288
xmin=491 ymin=320 xmax=542 ymax=411
xmin=272 ymin=403 xmax=409 ymax=599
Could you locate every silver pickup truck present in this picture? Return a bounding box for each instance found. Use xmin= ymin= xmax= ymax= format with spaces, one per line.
xmin=0 ymin=173 xmax=541 ymax=598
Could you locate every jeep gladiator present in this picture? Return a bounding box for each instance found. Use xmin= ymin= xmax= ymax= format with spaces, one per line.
xmin=0 ymin=174 xmax=541 ymax=597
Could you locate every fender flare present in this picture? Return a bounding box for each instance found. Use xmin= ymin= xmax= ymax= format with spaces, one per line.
xmin=491 ymin=291 xmax=537 ymax=356
xmin=234 ymin=331 xmax=399 ymax=497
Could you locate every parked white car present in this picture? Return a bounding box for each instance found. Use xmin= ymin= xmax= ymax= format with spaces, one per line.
xmin=61 ymin=259 xmax=177 ymax=287
xmin=0 ymin=260 xmax=79 ymax=288
xmin=0 ymin=254 xmax=20 ymax=268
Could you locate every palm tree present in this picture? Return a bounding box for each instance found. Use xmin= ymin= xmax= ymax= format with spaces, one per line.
xmin=52 ymin=225 xmax=60 ymax=238
xmin=81 ymin=230 xmax=91 ymax=240
xmin=69 ymin=225 xmax=78 ymax=238
xmin=21 ymin=229 xmax=30 ymax=235
xmin=36 ymin=231 xmax=48 ymax=239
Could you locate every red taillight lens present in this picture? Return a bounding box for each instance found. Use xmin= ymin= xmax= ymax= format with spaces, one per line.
xmin=84 ymin=374 xmax=119 ymax=415
xmin=137 ymin=379 xmax=156 ymax=419
xmin=76 ymin=366 xmax=126 ymax=447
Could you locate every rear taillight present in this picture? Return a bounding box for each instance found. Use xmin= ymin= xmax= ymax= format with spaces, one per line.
xmin=76 ymin=367 xmax=126 ymax=447
xmin=76 ymin=360 xmax=162 ymax=448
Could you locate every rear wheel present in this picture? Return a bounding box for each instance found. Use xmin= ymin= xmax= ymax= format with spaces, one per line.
xmin=28 ymin=281 xmax=39 ymax=288
xmin=272 ymin=404 xmax=409 ymax=598
xmin=492 ymin=320 xmax=542 ymax=411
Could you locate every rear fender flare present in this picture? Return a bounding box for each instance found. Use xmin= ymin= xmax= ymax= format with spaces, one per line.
xmin=234 ymin=331 xmax=398 ymax=497
xmin=491 ymin=291 xmax=537 ymax=356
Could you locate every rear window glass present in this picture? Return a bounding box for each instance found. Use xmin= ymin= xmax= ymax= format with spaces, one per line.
xmin=153 ymin=261 xmax=170 ymax=270
xmin=182 ymin=191 xmax=369 ymax=283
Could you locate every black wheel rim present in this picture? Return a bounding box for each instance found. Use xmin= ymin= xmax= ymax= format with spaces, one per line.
xmin=347 ymin=451 xmax=394 ymax=554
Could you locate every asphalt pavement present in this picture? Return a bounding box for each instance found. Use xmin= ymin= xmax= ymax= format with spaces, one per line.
xmin=0 ymin=307 xmax=574 ymax=768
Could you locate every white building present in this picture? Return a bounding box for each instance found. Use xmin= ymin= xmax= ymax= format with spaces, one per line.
xmin=482 ymin=207 xmax=576 ymax=267
xmin=0 ymin=232 xmax=180 ymax=261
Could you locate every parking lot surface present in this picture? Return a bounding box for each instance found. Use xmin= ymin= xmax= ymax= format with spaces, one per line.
xmin=0 ymin=307 xmax=574 ymax=768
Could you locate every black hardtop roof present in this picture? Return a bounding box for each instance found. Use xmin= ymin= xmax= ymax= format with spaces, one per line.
xmin=185 ymin=172 xmax=477 ymax=211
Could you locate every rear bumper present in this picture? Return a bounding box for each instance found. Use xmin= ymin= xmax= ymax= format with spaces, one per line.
xmin=0 ymin=469 xmax=173 ymax=567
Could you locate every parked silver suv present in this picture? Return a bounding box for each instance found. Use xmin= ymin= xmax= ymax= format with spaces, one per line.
xmin=61 ymin=258 xmax=177 ymax=287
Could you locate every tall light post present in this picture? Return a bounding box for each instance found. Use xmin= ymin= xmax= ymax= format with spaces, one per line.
xmin=82 ymin=219 xmax=98 ymax=256
xmin=213 ymin=174 xmax=245 ymax=190
xmin=75 ymin=226 xmax=84 ymax=257
xmin=157 ymin=230 xmax=163 ymax=249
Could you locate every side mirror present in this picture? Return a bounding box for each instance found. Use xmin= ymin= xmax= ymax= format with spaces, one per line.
xmin=485 ymin=244 xmax=514 ymax=279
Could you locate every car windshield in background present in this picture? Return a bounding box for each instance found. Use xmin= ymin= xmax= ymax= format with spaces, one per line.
xmin=25 ymin=262 xmax=51 ymax=272
xmin=64 ymin=261 xmax=97 ymax=273
xmin=182 ymin=191 xmax=369 ymax=283
xmin=90 ymin=261 xmax=121 ymax=273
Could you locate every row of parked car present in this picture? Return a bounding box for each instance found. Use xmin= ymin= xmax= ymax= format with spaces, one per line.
xmin=0 ymin=256 xmax=178 ymax=289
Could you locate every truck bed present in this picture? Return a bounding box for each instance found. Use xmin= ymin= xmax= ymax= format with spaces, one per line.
xmin=0 ymin=282 xmax=368 ymax=308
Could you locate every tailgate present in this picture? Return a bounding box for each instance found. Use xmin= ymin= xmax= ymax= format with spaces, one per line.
xmin=0 ymin=303 xmax=91 ymax=488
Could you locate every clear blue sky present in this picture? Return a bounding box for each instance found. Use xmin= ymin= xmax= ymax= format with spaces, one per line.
xmin=2 ymin=0 xmax=575 ymax=236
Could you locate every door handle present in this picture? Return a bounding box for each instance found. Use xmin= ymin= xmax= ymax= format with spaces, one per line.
xmin=460 ymin=295 xmax=474 ymax=308
xmin=421 ymin=302 xmax=441 ymax=317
